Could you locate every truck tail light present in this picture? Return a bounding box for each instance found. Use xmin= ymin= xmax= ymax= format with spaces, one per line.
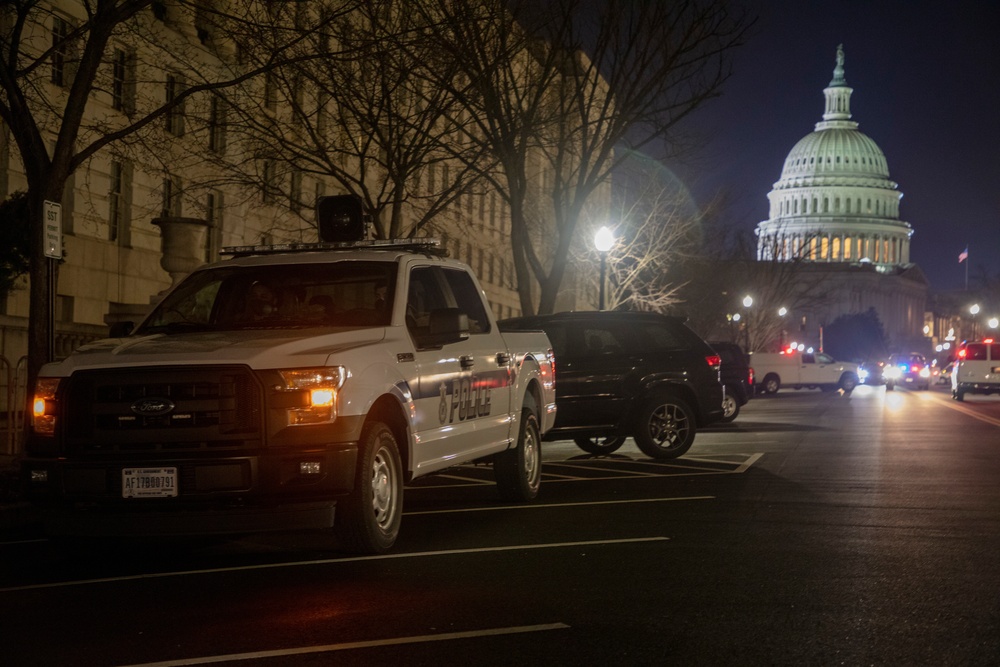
xmin=705 ymin=354 xmax=721 ymax=370
xmin=748 ymin=367 xmax=755 ymax=385
xmin=31 ymin=378 xmax=61 ymax=436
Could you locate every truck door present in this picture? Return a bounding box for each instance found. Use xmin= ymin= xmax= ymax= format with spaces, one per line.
xmin=405 ymin=266 xmax=512 ymax=475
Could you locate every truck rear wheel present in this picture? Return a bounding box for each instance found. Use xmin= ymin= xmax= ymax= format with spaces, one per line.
xmin=334 ymin=421 xmax=403 ymax=554
xmin=633 ymin=392 xmax=696 ymax=459
xmin=494 ymin=409 xmax=541 ymax=501
xmin=761 ymin=374 xmax=780 ymax=394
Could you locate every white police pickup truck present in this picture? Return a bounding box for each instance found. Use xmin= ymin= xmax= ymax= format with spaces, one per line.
xmin=751 ymin=349 xmax=859 ymax=395
xmin=24 ymin=236 xmax=555 ymax=554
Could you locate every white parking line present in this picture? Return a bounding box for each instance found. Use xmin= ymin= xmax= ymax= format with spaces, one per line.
xmin=405 ymin=495 xmax=714 ymax=515
xmin=0 ymin=537 xmax=670 ymax=593
xmin=117 ymin=623 xmax=571 ymax=667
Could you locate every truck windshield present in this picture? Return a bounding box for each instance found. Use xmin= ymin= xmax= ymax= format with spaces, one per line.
xmin=137 ymin=261 xmax=397 ymax=333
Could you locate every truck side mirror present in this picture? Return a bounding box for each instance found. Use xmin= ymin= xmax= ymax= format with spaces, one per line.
xmin=416 ymin=308 xmax=469 ymax=349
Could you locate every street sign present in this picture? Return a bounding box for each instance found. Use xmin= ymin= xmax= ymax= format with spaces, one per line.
xmin=44 ymin=200 xmax=62 ymax=259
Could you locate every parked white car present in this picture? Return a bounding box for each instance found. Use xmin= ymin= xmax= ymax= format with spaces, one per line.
xmin=951 ymin=338 xmax=1000 ymax=401
xmin=751 ymin=350 xmax=859 ymax=394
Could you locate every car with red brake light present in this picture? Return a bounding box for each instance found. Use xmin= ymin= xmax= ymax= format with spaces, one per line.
xmin=500 ymin=311 xmax=723 ymax=459
xmin=884 ymin=352 xmax=931 ymax=391
xmin=951 ymin=338 xmax=1000 ymax=401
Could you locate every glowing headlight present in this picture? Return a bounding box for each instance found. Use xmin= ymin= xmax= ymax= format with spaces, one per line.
xmin=883 ymin=366 xmax=902 ymax=380
xmin=918 ymin=367 xmax=931 ymax=378
xmin=31 ymin=378 xmax=61 ymax=435
xmin=276 ymin=367 xmax=346 ymax=425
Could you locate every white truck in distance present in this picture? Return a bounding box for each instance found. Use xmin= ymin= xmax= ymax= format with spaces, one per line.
xmin=751 ymin=350 xmax=859 ymax=394
xmin=24 ymin=238 xmax=556 ymax=554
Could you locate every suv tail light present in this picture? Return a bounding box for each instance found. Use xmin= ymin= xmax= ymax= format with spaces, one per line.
xmin=705 ymin=354 xmax=721 ymax=370
xmin=748 ymin=367 xmax=755 ymax=385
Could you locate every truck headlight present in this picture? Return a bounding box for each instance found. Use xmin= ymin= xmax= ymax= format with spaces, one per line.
xmin=31 ymin=378 xmax=61 ymax=436
xmin=274 ymin=367 xmax=346 ymax=425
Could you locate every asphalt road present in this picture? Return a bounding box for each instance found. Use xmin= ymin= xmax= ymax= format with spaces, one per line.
xmin=3 ymin=383 xmax=1000 ymax=666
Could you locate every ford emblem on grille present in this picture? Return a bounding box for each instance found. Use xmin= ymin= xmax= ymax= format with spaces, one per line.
xmin=131 ymin=397 xmax=176 ymax=416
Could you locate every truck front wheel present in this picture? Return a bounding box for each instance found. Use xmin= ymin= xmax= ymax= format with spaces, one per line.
xmin=494 ymin=409 xmax=541 ymax=501
xmin=334 ymin=421 xmax=403 ymax=554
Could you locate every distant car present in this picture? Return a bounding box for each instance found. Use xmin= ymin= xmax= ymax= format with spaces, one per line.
xmin=951 ymin=338 xmax=1000 ymax=401
xmin=859 ymin=358 xmax=888 ymax=385
xmin=500 ymin=311 xmax=724 ymax=458
xmin=935 ymin=359 xmax=954 ymax=385
xmin=709 ymin=341 xmax=753 ymax=422
xmin=885 ymin=352 xmax=931 ymax=391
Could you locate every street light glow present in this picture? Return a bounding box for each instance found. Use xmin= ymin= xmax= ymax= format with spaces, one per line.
xmin=778 ymin=307 xmax=787 ymax=317
xmin=594 ymin=226 xmax=615 ymax=252
xmin=970 ymin=303 xmax=981 ymax=315
xmin=989 ymin=317 xmax=999 ymax=329
xmin=743 ymin=295 xmax=753 ymax=308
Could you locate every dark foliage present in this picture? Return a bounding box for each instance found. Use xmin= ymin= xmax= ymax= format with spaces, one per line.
xmin=0 ymin=192 xmax=31 ymax=299
xmin=824 ymin=308 xmax=890 ymax=362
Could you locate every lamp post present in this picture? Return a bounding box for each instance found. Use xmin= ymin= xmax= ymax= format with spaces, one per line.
xmin=970 ymin=303 xmax=981 ymax=339
xmin=742 ymin=295 xmax=753 ymax=352
xmin=594 ymin=226 xmax=615 ymax=311
xmin=778 ymin=306 xmax=788 ymax=350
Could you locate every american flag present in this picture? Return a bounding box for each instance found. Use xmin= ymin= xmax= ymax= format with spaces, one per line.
xmin=959 ymin=246 xmax=969 ymax=263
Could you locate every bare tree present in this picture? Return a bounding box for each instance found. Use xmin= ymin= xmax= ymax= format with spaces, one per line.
xmin=415 ymin=0 xmax=750 ymax=314
xmin=0 ymin=0 xmax=355 ymax=385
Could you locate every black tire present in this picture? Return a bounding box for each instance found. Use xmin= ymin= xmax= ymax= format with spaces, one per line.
xmin=334 ymin=421 xmax=403 ymax=554
xmin=886 ymin=381 xmax=894 ymax=391
xmin=633 ymin=393 xmax=696 ymax=459
xmin=574 ymin=435 xmax=626 ymax=455
xmin=955 ymin=388 xmax=965 ymax=402
xmin=495 ymin=409 xmax=541 ymax=501
xmin=839 ymin=373 xmax=858 ymax=393
xmin=720 ymin=393 xmax=740 ymax=423
xmin=761 ymin=374 xmax=780 ymax=394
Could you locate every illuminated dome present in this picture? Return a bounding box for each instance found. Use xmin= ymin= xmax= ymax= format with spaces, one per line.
xmin=756 ymin=45 xmax=912 ymax=270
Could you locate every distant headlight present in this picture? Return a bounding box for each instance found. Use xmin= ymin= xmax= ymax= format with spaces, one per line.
xmin=918 ymin=367 xmax=931 ymax=378
xmin=858 ymin=368 xmax=870 ymax=382
xmin=883 ymin=366 xmax=902 ymax=380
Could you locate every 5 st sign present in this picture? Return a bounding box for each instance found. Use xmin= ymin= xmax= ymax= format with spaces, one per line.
xmin=44 ymin=200 xmax=62 ymax=260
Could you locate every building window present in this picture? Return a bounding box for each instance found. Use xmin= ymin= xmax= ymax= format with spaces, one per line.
xmin=112 ymin=49 xmax=135 ymax=114
xmin=262 ymin=160 xmax=276 ymax=204
xmin=109 ymin=161 xmax=124 ymax=242
xmin=162 ymin=173 xmax=182 ymax=218
xmin=264 ymin=73 xmax=277 ymax=112
xmin=204 ymin=190 xmax=223 ymax=262
xmin=208 ymin=95 xmax=227 ymax=153
xmin=289 ymin=170 xmax=302 ymax=212
xmin=51 ymin=17 xmax=72 ymax=87
xmin=165 ymin=74 xmax=185 ymax=136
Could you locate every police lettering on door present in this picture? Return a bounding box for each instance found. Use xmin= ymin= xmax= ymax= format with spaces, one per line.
xmin=438 ymin=375 xmax=493 ymax=424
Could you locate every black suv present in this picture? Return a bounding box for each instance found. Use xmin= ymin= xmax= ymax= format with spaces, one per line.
xmin=708 ymin=341 xmax=754 ymax=422
xmin=500 ymin=311 xmax=723 ymax=459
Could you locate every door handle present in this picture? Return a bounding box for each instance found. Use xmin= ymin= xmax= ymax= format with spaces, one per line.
xmin=460 ymin=355 xmax=475 ymax=369
xmin=496 ymin=352 xmax=511 ymax=366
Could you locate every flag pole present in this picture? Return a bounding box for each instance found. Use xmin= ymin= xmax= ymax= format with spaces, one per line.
xmin=965 ymin=245 xmax=969 ymax=291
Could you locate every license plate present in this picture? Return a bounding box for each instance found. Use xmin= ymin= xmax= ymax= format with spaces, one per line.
xmin=122 ymin=467 xmax=178 ymax=498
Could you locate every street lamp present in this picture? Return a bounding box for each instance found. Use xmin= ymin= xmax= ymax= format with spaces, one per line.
xmin=971 ymin=303 xmax=981 ymax=339
xmin=741 ymin=296 xmax=753 ymax=352
xmin=778 ymin=306 xmax=788 ymax=350
xmin=594 ymin=226 xmax=615 ymax=311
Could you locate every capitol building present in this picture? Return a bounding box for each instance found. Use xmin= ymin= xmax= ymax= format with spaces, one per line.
xmin=755 ymin=45 xmax=928 ymax=353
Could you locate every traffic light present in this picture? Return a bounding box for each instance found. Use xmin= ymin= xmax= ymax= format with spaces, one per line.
xmin=316 ymin=194 xmax=366 ymax=242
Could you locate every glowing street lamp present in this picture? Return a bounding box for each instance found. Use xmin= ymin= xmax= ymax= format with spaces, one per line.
xmin=594 ymin=226 xmax=615 ymax=311
xmin=741 ymin=296 xmax=753 ymax=352
xmin=989 ymin=317 xmax=999 ymax=329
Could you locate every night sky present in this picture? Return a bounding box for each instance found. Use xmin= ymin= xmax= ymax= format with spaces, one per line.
xmin=673 ymin=0 xmax=1000 ymax=293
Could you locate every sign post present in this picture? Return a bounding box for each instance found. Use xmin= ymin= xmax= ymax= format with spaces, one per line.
xmin=43 ymin=200 xmax=62 ymax=361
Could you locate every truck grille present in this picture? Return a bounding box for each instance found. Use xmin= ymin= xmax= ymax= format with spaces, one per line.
xmin=63 ymin=366 xmax=263 ymax=454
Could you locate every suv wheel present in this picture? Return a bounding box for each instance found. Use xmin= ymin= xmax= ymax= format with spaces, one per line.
xmin=720 ymin=393 xmax=740 ymax=422
xmin=633 ymin=393 xmax=696 ymax=459
xmin=574 ymin=436 xmax=626 ymax=455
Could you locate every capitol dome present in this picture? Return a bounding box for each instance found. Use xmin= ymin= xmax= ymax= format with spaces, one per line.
xmin=756 ymin=45 xmax=912 ymax=271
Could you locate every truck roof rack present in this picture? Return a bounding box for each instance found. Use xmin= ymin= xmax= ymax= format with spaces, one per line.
xmin=220 ymin=238 xmax=446 ymax=258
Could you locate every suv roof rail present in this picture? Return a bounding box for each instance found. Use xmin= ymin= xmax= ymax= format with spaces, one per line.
xmin=220 ymin=238 xmax=446 ymax=258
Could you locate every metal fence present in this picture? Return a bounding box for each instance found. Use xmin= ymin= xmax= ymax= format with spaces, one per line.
xmin=0 ymin=355 xmax=27 ymax=457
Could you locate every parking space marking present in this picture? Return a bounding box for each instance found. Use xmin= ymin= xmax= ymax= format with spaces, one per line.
xmin=406 ymin=496 xmax=714 ymax=516
xmin=118 ymin=623 xmax=572 ymax=667
xmin=0 ymin=538 xmax=670 ymax=593
xmin=409 ymin=452 xmax=762 ymax=489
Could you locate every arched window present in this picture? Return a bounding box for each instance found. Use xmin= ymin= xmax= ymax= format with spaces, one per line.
xmin=832 ymin=237 xmax=841 ymax=259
